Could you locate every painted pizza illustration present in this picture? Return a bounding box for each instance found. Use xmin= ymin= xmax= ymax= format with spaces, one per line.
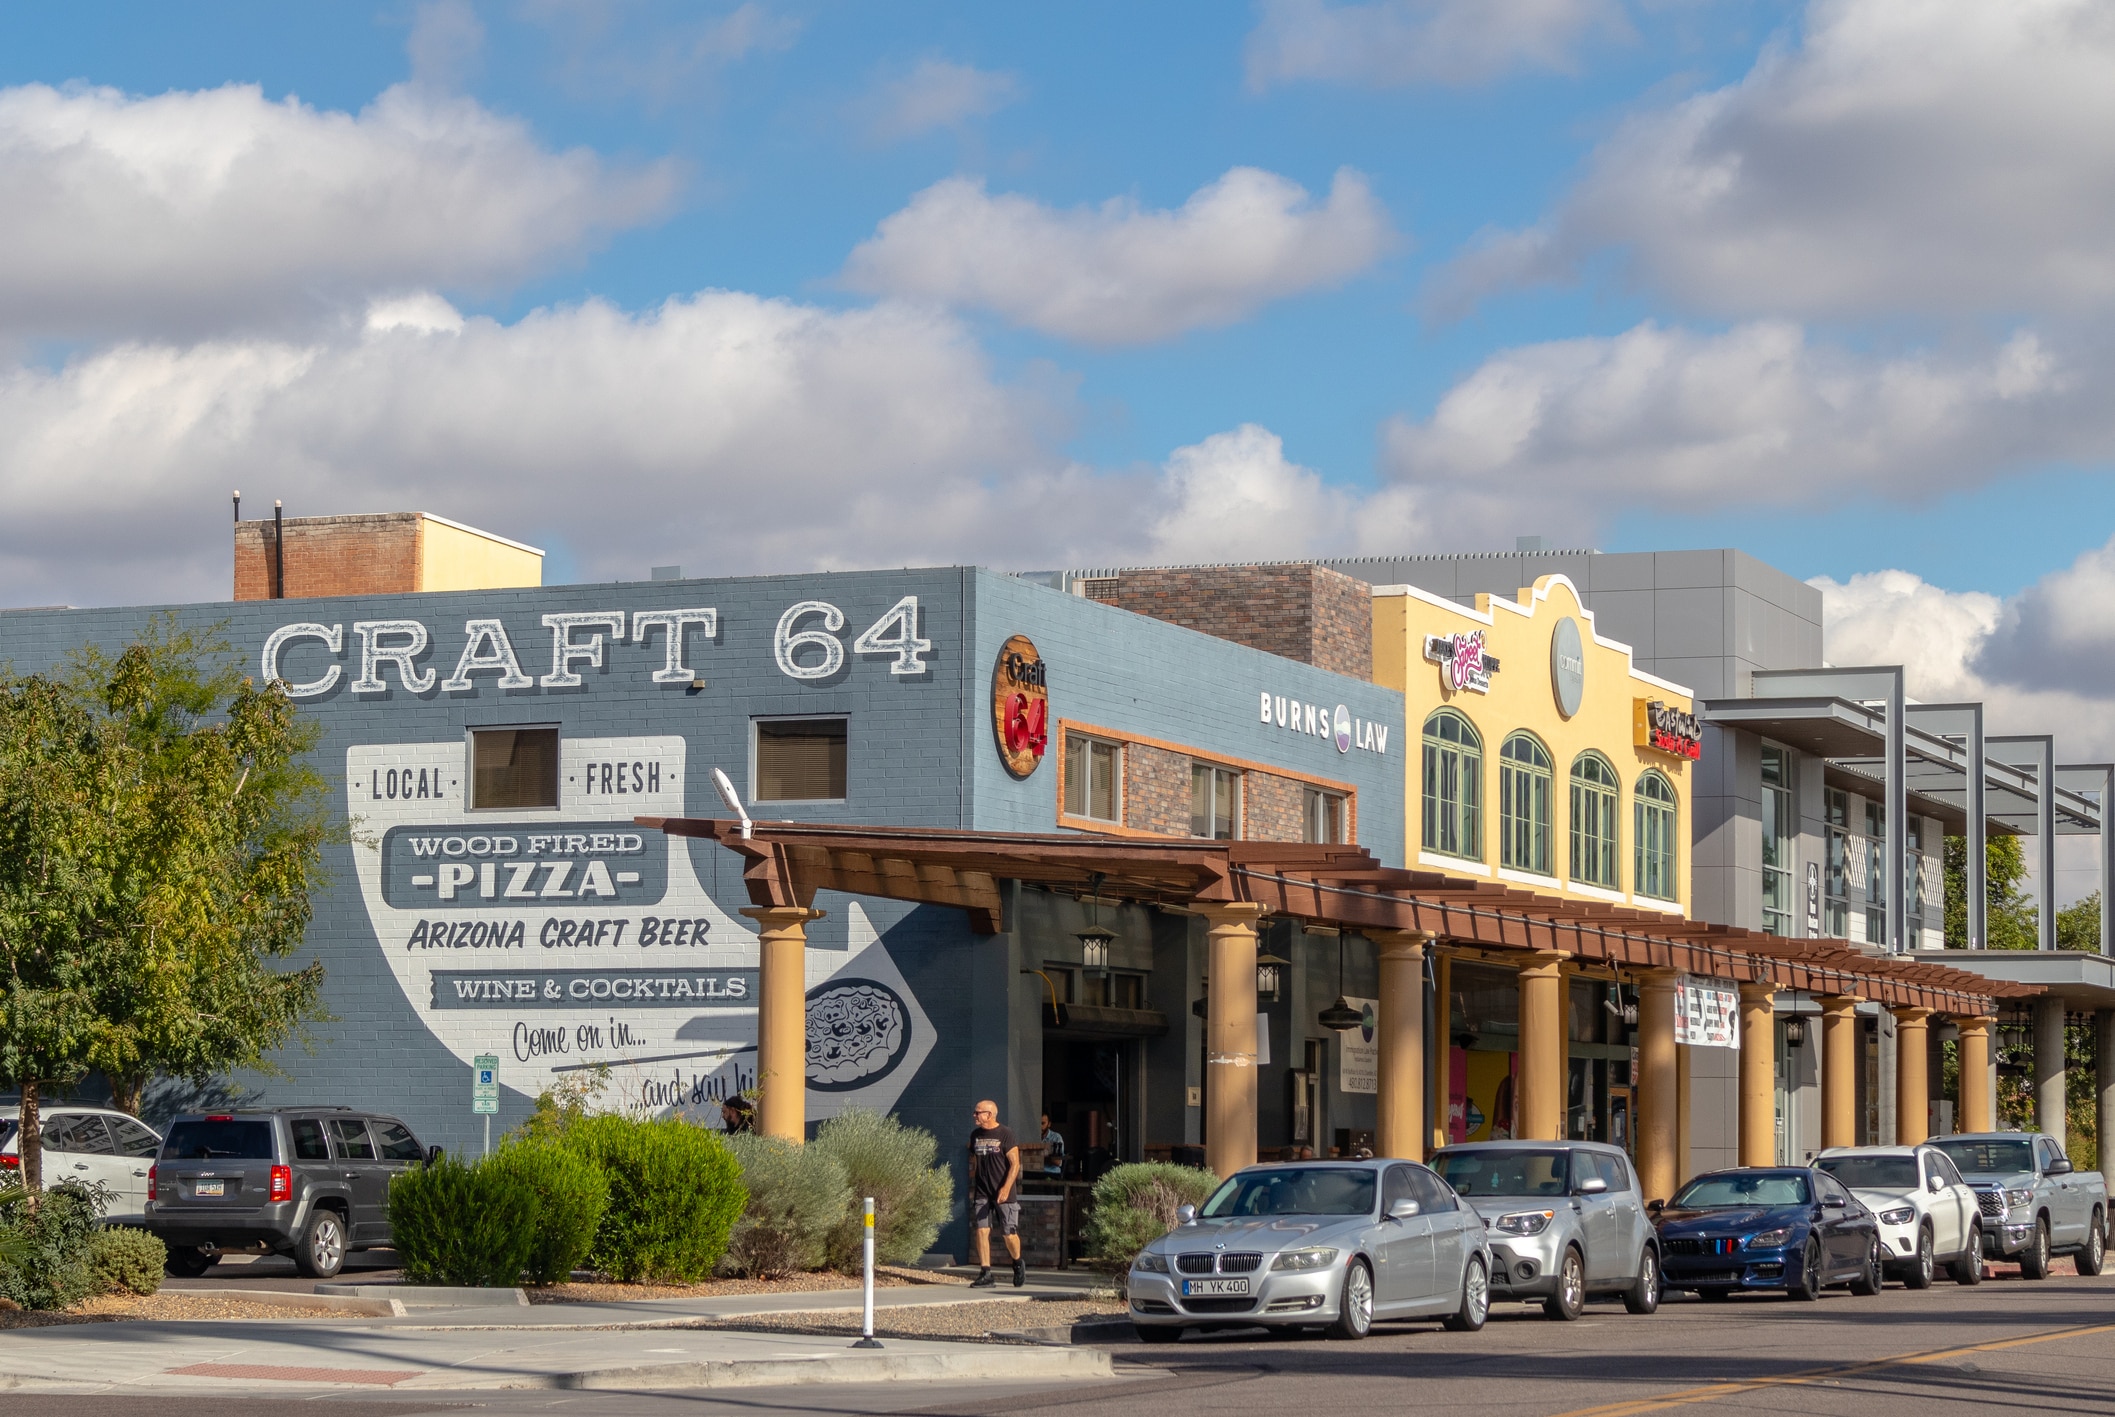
xmin=806 ymin=979 xmax=910 ymax=1090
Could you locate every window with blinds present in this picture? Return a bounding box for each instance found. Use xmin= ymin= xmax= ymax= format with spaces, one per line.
xmin=755 ymin=718 xmax=848 ymax=802
xmin=471 ymin=727 xmax=559 ymax=810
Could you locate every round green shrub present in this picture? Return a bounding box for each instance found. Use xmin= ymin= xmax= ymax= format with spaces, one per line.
xmin=560 ymin=1115 xmax=745 ymax=1282
xmin=484 ymin=1140 xmax=610 ymax=1286
xmin=88 ymin=1226 xmax=166 ymax=1296
xmin=724 ymin=1133 xmax=850 ymax=1279
xmin=0 ymin=1180 xmax=104 ymax=1310
xmin=388 ymin=1156 xmax=538 ymax=1287
xmin=811 ymin=1109 xmax=954 ymax=1270
xmin=1084 ymin=1163 xmax=1218 ymax=1277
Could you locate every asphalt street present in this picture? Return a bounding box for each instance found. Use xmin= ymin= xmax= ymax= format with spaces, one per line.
xmin=5 ymin=1267 xmax=2111 ymax=1417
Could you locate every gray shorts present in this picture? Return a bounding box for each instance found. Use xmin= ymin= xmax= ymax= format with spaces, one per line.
xmin=971 ymin=1195 xmax=1019 ymax=1234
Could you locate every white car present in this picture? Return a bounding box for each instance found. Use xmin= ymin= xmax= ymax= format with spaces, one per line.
xmin=1815 ymin=1145 xmax=1982 ymax=1288
xmin=1 ymin=1105 xmax=163 ymax=1224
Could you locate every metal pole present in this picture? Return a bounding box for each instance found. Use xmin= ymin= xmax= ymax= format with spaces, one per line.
xmin=1886 ymin=670 xmax=1906 ymax=953
xmin=853 ymin=1196 xmax=881 ymax=1348
xmin=483 ymin=1115 xmax=490 ymax=1158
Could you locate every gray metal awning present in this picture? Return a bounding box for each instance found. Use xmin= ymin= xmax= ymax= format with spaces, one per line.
xmin=1907 ymin=951 xmax=2115 ymax=1010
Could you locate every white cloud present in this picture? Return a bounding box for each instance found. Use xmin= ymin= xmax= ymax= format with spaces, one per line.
xmin=0 ymin=81 xmax=677 ymax=342
xmin=842 ymin=167 xmax=1396 ymax=344
xmin=860 ymin=58 xmax=1020 ymax=144
xmin=1437 ymin=0 xmax=2115 ymax=319
xmin=1139 ymin=424 xmax=1424 ymax=563
xmin=406 ymin=0 xmax=486 ymax=92
xmin=1246 ymin=0 xmax=1630 ymax=90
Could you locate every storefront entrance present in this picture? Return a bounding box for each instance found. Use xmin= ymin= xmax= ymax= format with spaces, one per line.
xmin=1041 ymin=1038 xmax=1135 ymax=1183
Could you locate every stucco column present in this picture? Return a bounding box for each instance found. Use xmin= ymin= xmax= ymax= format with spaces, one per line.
xmin=1372 ymin=930 xmax=1430 ymax=1161
xmin=1199 ymin=903 xmax=1265 ymax=1180
xmin=1431 ymin=951 xmax=1454 ymax=1154
xmin=1820 ymin=995 xmax=1861 ymax=1151
xmin=1517 ymin=952 xmax=1569 ymax=1142
xmin=741 ymin=905 xmax=825 ymax=1142
xmin=1739 ymin=983 xmax=1777 ymax=1166
xmin=2099 ymin=1012 xmax=2115 ymax=1172
xmin=2034 ymin=996 xmax=2068 ymax=1141
xmin=1636 ymin=970 xmax=1680 ymax=1204
xmin=1958 ymin=1016 xmax=1996 ymax=1133
xmin=1892 ymin=1008 xmax=1933 ymax=1145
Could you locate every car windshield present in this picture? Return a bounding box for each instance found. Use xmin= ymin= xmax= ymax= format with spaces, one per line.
xmin=1202 ymin=1168 xmax=1376 ymax=1218
xmin=1670 ymin=1173 xmax=1810 ymax=1208
xmin=162 ymin=1119 xmax=273 ymax=1160
xmin=1433 ymin=1149 xmax=1570 ymax=1197
xmin=1817 ymin=1156 xmax=1920 ymax=1190
xmin=1930 ymin=1138 xmax=2033 ymax=1174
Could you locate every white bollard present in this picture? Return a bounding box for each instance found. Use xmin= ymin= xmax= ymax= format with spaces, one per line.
xmin=853 ymin=1196 xmax=881 ymax=1348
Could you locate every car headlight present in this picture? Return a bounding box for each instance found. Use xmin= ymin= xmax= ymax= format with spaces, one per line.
xmin=1493 ymin=1209 xmax=1556 ymax=1236
xmin=2005 ymin=1189 xmax=2035 ymax=1211
xmin=1271 ymin=1247 xmax=1339 ymax=1272
xmin=1132 ymin=1251 xmax=1169 ymax=1273
xmin=1878 ymin=1207 xmax=1915 ymax=1226
xmin=1747 ymin=1227 xmax=1795 ymax=1249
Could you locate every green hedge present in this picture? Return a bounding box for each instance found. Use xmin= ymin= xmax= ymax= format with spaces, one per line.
xmin=89 ymin=1226 xmax=166 ymax=1296
xmin=560 ymin=1115 xmax=745 ymax=1282
xmin=388 ymin=1156 xmax=539 ymax=1287
xmin=484 ymin=1141 xmax=609 ymax=1285
xmin=811 ymin=1110 xmax=954 ymax=1269
xmin=1084 ymin=1163 xmax=1219 ymax=1276
xmin=0 ymin=1181 xmax=103 ymax=1310
xmin=724 ymin=1133 xmax=849 ymax=1279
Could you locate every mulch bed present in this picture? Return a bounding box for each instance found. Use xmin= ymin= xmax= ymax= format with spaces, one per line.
xmin=525 ymin=1264 xmax=967 ymax=1303
xmin=0 ymin=1290 xmax=359 ymax=1329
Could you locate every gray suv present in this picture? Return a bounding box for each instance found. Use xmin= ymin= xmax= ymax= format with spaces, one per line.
xmin=146 ymin=1108 xmax=436 ymax=1278
xmin=1432 ymin=1140 xmax=1661 ymax=1319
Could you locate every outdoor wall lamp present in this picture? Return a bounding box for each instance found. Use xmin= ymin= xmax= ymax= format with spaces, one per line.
xmin=1255 ymin=951 xmax=1289 ymax=1003
xmin=1783 ymin=1017 xmax=1808 ymax=1048
xmin=1077 ymin=872 xmax=1114 ymax=979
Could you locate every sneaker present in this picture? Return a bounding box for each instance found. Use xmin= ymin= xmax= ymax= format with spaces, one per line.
xmin=969 ymin=1269 xmax=996 ymax=1288
xmin=1012 ymin=1261 xmax=1027 ymax=1288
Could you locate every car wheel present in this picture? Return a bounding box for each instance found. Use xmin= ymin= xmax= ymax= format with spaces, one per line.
xmin=1623 ymin=1247 xmax=1661 ymax=1315
xmin=1792 ymin=1240 xmax=1823 ymax=1301
xmin=1950 ymin=1224 xmax=1984 ymax=1286
xmin=2020 ymin=1219 xmax=2052 ymax=1280
xmin=1325 ymin=1260 xmax=1374 ymax=1341
xmin=1443 ymin=1255 xmax=1490 ymax=1332
xmin=1696 ymin=1287 xmax=1731 ymax=1302
xmin=2076 ymin=1210 xmax=2106 ymax=1277
xmin=293 ymin=1208 xmax=347 ymax=1279
xmin=1133 ymin=1324 xmax=1183 ymax=1345
xmin=1849 ymin=1237 xmax=1884 ymax=1297
xmin=163 ymin=1246 xmax=215 ymax=1279
xmin=1904 ymin=1225 xmax=1934 ymax=1290
xmin=1543 ymin=1247 xmax=1586 ymax=1321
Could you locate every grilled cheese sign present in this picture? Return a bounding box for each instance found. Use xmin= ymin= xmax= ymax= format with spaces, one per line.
xmin=1634 ymin=698 xmax=1703 ymax=761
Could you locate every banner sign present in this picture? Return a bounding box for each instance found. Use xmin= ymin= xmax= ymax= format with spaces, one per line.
xmin=1338 ymin=997 xmax=1379 ymax=1094
xmin=1675 ymin=976 xmax=1739 ymax=1049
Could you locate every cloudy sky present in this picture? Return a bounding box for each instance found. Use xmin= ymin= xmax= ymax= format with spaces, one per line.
xmin=5 ymin=1 xmax=2115 ymax=783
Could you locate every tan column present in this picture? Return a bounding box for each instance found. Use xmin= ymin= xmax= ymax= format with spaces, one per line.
xmin=1893 ymin=1008 xmax=1933 ymax=1145
xmin=1431 ymin=951 xmax=1453 ymax=1154
xmin=2033 ymin=997 xmax=2068 ymax=1140
xmin=1738 ymin=983 xmax=1778 ymax=1166
xmin=1819 ymin=995 xmax=1861 ymax=1150
xmin=1516 ymin=952 xmax=1569 ymax=1141
xmin=1372 ymin=931 xmax=1430 ymax=1160
xmin=1199 ymin=903 xmax=1265 ymax=1180
xmin=1958 ymin=1016 xmax=1996 ymax=1133
xmin=1636 ymin=970 xmax=1680 ymax=1204
xmin=741 ymin=905 xmax=826 ymax=1142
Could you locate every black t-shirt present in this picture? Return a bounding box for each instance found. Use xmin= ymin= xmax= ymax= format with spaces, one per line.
xmin=969 ymin=1125 xmax=1018 ymax=1200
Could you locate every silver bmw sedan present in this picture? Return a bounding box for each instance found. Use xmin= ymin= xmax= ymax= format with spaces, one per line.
xmin=1126 ymin=1159 xmax=1492 ymax=1342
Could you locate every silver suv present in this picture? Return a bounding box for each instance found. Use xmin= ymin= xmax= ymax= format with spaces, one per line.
xmin=1432 ymin=1140 xmax=1661 ymax=1319
xmin=145 ymin=1108 xmax=436 ymax=1278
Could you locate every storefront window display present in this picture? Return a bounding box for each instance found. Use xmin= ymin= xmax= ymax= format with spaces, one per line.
xmin=1445 ymin=961 xmax=1519 ymax=1142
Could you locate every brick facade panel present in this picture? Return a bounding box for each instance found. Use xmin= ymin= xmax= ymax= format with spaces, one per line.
xmin=1091 ymin=564 xmax=1372 ymax=682
xmin=235 ymin=514 xmax=421 ymax=601
xmin=1126 ymin=742 xmax=1192 ymax=837
xmin=1243 ymin=770 xmax=1306 ymax=843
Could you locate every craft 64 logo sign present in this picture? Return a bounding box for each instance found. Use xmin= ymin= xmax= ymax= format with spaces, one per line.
xmin=992 ymin=635 xmax=1048 ymax=778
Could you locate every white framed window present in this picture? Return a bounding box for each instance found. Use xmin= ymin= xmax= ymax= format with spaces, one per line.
xmin=469 ymin=726 xmax=559 ymax=810
xmin=1421 ymin=709 xmax=1482 ymax=860
xmin=1569 ymin=751 xmax=1620 ymax=888
xmin=1063 ymin=732 xmax=1123 ymax=823
xmin=752 ymin=717 xmax=848 ymax=803
xmin=1762 ymin=744 xmax=1795 ymax=934
xmin=1191 ymin=763 xmax=1241 ymax=840
xmin=1633 ymin=770 xmax=1678 ymax=901
xmin=1302 ymin=788 xmax=1346 ymax=844
xmin=1499 ymin=732 xmax=1554 ymax=874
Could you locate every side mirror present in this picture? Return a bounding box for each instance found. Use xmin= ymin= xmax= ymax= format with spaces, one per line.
xmin=1388 ymin=1198 xmax=1422 ymax=1220
xmin=1928 ymin=1177 xmax=1945 ymax=1194
xmin=2048 ymin=1158 xmax=2074 ymax=1176
xmin=1175 ymin=1204 xmax=1197 ymax=1226
xmin=1577 ymin=1176 xmax=1609 ymax=1195
xmin=1646 ymin=1199 xmax=1665 ymax=1214
xmin=424 ymin=1145 xmax=444 ymax=1167
xmin=1824 ymin=1196 xmax=1846 ymax=1208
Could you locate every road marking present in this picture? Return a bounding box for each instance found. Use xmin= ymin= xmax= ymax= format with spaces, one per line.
xmin=1548 ymin=1320 xmax=2115 ymax=1417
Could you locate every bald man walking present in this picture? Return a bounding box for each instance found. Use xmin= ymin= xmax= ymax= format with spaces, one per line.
xmin=967 ymin=1099 xmax=1023 ymax=1288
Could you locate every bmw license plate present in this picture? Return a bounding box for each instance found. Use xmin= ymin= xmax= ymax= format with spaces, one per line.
xmin=1181 ymin=1278 xmax=1250 ymax=1297
xmin=194 ymin=1180 xmax=224 ymax=1197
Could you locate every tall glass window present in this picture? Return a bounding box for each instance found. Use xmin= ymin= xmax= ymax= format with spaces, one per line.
xmin=1824 ymin=788 xmax=1850 ymax=938
xmin=1634 ymin=771 xmax=1678 ymax=901
xmin=1864 ymin=799 xmax=1887 ymax=945
xmin=1063 ymin=733 xmax=1122 ymax=822
xmin=1190 ymin=763 xmax=1241 ymax=840
xmin=1421 ymin=710 xmax=1482 ymax=860
xmin=1569 ymin=752 xmax=1620 ymax=888
xmin=1908 ymin=817 xmax=1926 ymax=942
xmin=1302 ymin=788 xmax=1347 ymax=844
xmin=1499 ymin=732 xmax=1554 ymax=875
xmin=1761 ymin=745 xmax=1794 ymax=934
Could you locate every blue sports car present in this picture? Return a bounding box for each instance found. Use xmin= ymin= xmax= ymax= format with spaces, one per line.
xmin=1651 ymin=1167 xmax=1882 ymax=1302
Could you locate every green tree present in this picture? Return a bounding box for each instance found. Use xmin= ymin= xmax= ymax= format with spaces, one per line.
xmin=1943 ymin=833 xmax=2037 ymax=949
xmin=2057 ymin=891 xmax=2102 ymax=952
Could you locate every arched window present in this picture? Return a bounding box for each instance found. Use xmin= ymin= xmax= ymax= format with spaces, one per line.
xmin=1635 ymin=771 xmax=1679 ymax=901
xmin=1422 ymin=710 xmax=1482 ymax=860
xmin=1499 ymin=732 xmax=1553 ymax=875
xmin=1569 ymin=751 xmax=1620 ymax=888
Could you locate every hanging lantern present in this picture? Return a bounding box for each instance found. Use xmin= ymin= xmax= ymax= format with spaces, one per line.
xmin=1077 ymin=925 xmax=1114 ymax=979
xmin=1255 ymin=951 xmax=1290 ymax=1002
xmin=1316 ymin=931 xmax=1362 ymax=1032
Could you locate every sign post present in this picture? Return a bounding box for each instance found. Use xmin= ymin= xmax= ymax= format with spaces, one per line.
xmin=852 ymin=1197 xmax=882 ymax=1348
xmin=473 ymin=1054 xmax=500 ymax=1156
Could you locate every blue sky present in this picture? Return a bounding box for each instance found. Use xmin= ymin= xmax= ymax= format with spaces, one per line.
xmin=2 ymin=0 xmax=2114 ymax=753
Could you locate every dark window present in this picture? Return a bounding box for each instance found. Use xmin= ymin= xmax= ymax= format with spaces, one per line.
xmin=1202 ymin=1167 xmax=1376 ymax=1217
xmin=1190 ymin=763 xmax=1241 ymax=839
xmin=109 ymin=1118 xmax=161 ymax=1159
xmin=329 ymin=1118 xmax=376 ymax=1160
xmin=472 ymin=727 xmax=559 ymax=810
xmin=374 ymin=1121 xmax=425 ymax=1163
xmin=1819 ymin=1155 xmax=1918 ymax=1190
xmin=42 ymin=1114 xmax=115 ymax=1155
xmin=1433 ymin=1148 xmax=1568 ymax=1197
xmin=1303 ymin=788 xmax=1347 ymax=844
xmin=755 ymin=719 xmax=848 ymax=802
xmin=290 ymin=1119 xmax=331 ymax=1161
xmin=163 ymin=1119 xmax=274 ymax=1160
xmin=1064 ymin=734 xmax=1122 ymax=822
xmin=1594 ymin=1152 xmax=1633 ymax=1193
xmin=1383 ymin=1165 xmax=1416 ymax=1212
xmin=1816 ymin=1173 xmax=1853 ymax=1206
xmin=1407 ymin=1165 xmax=1457 ymax=1212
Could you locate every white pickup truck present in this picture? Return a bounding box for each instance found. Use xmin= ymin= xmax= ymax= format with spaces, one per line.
xmin=1929 ymin=1133 xmax=2107 ymax=1279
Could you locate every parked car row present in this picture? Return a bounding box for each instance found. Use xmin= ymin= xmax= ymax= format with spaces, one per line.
xmin=1127 ymin=1132 xmax=2111 ymax=1341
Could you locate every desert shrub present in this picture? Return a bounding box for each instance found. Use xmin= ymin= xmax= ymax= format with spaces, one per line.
xmin=88 ymin=1226 xmax=166 ymax=1296
xmin=485 ymin=1140 xmax=610 ymax=1286
xmin=560 ymin=1115 xmax=745 ymax=1282
xmin=723 ymin=1133 xmax=850 ymax=1279
xmin=811 ymin=1109 xmax=954 ymax=1269
xmin=1084 ymin=1163 xmax=1218 ymax=1277
xmin=388 ymin=1156 xmax=538 ymax=1287
xmin=0 ymin=1181 xmax=103 ymax=1310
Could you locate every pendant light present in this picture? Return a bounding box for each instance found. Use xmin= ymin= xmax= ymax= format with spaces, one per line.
xmin=1076 ymin=872 xmax=1114 ymax=980
xmin=1316 ymin=929 xmax=1362 ymax=1032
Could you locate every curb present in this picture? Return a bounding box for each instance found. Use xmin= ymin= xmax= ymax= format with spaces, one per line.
xmin=163 ymin=1287 xmax=406 ymax=1318
xmin=989 ymin=1318 xmax=1137 ymax=1347
xmin=411 ymin=1344 xmax=1114 ymax=1391
xmin=316 ymin=1283 xmax=527 ymax=1308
